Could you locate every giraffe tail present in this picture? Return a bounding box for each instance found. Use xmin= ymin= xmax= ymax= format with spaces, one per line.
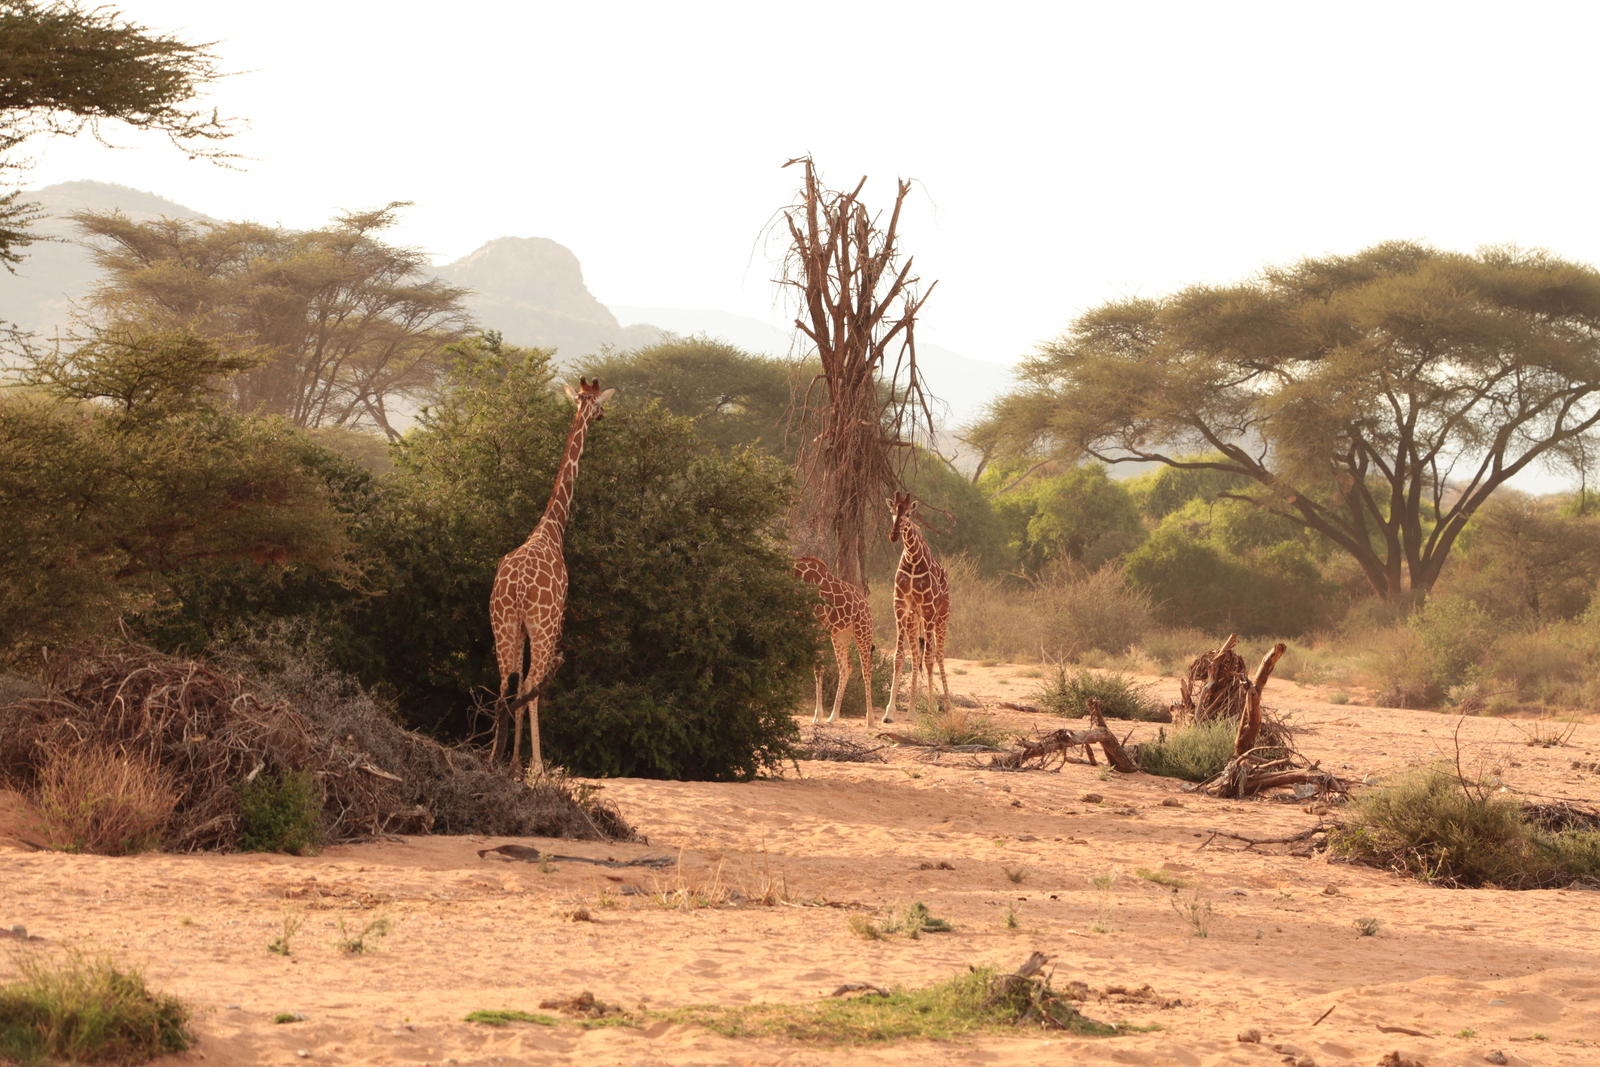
xmin=504 ymin=671 xmax=521 ymax=698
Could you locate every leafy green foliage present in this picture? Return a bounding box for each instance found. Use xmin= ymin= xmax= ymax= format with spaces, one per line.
xmin=0 ymin=0 xmax=238 ymax=266
xmin=236 ymin=770 xmax=322 ymax=854
xmin=357 ymin=346 xmax=816 ymax=778
xmin=1123 ymin=499 xmax=1337 ymax=635
xmin=986 ymin=462 xmax=1144 ymax=575
xmin=0 ymin=330 xmax=357 ymax=662
xmin=576 ymin=336 xmax=797 ymax=457
xmin=1035 ymin=668 xmax=1164 ymax=721
xmin=1136 ymin=721 xmax=1237 ymax=782
xmin=1330 ymin=764 xmax=1600 ymax=888
xmin=0 ymin=947 xmax=192 ymax=1064
xmin=72 ymin=205 xmax=471 ymax=438
xmin=976 ymin=242 xmax=1600 ymax=600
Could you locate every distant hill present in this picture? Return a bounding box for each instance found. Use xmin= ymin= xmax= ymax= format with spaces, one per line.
xmin=433 ymin=237 xmax=662 ymax=361
xmin=0 ymin=181 xmax=211 ymax=335
xmin=610 ymin=304 xmax=1015 ymax=431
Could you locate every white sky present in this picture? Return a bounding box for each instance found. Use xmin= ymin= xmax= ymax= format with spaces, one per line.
xmin=20 ymin=0 xmax=1600 ymax=369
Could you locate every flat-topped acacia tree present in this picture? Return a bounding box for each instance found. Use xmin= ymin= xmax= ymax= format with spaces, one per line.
xmin=971 ymin=242 xmax=1600 ymax=601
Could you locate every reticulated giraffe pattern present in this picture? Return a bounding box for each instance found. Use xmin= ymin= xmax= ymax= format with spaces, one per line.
xmin=792 ymin=555 xmax=877 ymax=728
xmin=488 ymin=377 xmax=613 ymax=774
xmin=882 ymin=492 xmax=950 ymax=722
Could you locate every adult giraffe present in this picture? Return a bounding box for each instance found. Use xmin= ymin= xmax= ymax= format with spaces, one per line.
xmin=489 ymin=377 xmax=613 ymax=774
xmin=882 ymin=492 xmax=951 ymax=722
xmin=793 ymin=556 xmax=877 ymax=727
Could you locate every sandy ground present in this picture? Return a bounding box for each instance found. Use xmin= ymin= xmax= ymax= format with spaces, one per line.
xmin=4 ymin=660 xmax=1600 ymax=1066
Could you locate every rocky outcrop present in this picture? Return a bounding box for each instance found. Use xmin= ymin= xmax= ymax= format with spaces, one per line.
xmin=436 ymin=237 xmax=661 ymax=363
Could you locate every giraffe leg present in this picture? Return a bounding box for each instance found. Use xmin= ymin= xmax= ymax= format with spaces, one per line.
xmin=908 ymin=629 xmax=924 ymax=720
xmin=526 ymin=693 xmax=543 ymax=776
xmin=509 ymin=693 xmax=525 ymax=777
xmin=812 ymin=667 xmax=827 ymax=723
xmin=828 ymin=630 xmax=852 ymax=724
xmin=934 ymin=623 xmax=951 ymax=716
xmin=858 ymin=633 xmax=875 ymax=730
xmin=883 ymin=620 xmax=910 ymax=724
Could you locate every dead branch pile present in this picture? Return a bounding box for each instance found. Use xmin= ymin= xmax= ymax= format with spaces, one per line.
xmin=795 ymin=727 xmax=888 ymax=763
xmin=985 ymin=952 xmax=1109 ymax=1031
xmin=0 ymin=643 xmax=633 ymax=850
xmin=1521 ymin=801 xmax=1600 ymax=833
xmin=989 ymin=699 xmax=1136 ymax=773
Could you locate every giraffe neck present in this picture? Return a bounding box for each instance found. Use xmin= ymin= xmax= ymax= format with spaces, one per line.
xmin=535 ymin=409 xmax=594 ymax=541
xmin=899 ymin=524 xmax=932 ymax=574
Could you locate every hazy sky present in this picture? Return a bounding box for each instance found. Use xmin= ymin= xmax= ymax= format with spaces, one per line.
xmin=20 ymin=1 xmax=1600 ymax=367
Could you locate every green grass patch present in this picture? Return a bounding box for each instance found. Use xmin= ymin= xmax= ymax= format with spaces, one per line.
xmin=1133 ymin=867 xmax=1189 ymax=888
xmin=662 ymin=966 xmax=1118 ymax=1044
xmin=465 ymin=1009 xmax=559 ymax=1027
xmin=905 ymin=706 xmax=1005 ymax=747
xmin=885 ymin=901 xmax=955 ymax=938
xmin=1135 ymin=721 xmax=1237 ymax=782
xmin=1035 ymin=668 xmax=1164 ymax=721
xmin=0 ymin=947 xmax=192 ymax=1065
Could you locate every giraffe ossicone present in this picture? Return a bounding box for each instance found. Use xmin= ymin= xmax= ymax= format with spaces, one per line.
xmin=793 ymin=556 xmax=876 ymax=728
xmin=488 ymin=376 xmax=613 ymax=776
xmin=882 ymin=491 xmax=951 ymax=724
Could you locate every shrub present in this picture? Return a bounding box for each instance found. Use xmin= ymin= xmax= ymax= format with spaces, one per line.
xmin=1034 ymin=564 xmax=1153 ymax=658
xmin=1136 ymin=721 xmax=1237 ymax=782
xmin=1035 ymin=668 xmax=1164 ymax=721
xmin=905 ymin=706 xmax=1005 ymax=747
xmin=32 ymin=745 xmax=176 ymax=856
xmin=0 ymin=947 xmax=192 ymax=1064
xmin=1411 ymin=596 xmax=1497 ymax=695
xmin=934 ymin=556 xmax=1036 ymax=661
xmin=237 ymin=770 xmax=321 ymax=854
xmin=1331 ymin=764 xmax=1600 ymax=888
xmin=358 ymin=352 xmax=814 ymax=780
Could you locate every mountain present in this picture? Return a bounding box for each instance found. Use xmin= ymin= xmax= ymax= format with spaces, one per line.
xmin=0 ymin=181 xmax=212 ymax=335
xmin=434 ymin=237 xmax=661 ymax=361
xmin=609 ymin=304 xmax=1016 ymax=431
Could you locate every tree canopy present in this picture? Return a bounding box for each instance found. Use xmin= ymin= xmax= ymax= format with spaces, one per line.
xmin=973 ymin=242 xmax=1600 ymax=600
xmin=73 ymin=204 xmax=472 ymax=438
xmin=0 ymin=0 xmax=239 ymax=267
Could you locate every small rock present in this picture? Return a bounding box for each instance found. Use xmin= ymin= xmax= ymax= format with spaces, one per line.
xmin=1487 ymin=998 xmax=1507 ymax=1005
xmin=1237 ymin=1028 xmax=1262 ymax=1043
xmin=295 ymin=1052 xmax=310 ymax=1059
xmin=1227 ymin=888 xmax=1247 ymax=896
xmin=1161 ymin=797 xmax=1183 ymax=807
xmin=1000 ymin=784 xmax=1012 ymax=793
xmin=1322 ymin=884 xmax=1341 ymax=896
xmin=1484 ymin=1051 xmax=1509 ymax=1065
xmin=1081 ymin=793 xmax=1104 ymax=804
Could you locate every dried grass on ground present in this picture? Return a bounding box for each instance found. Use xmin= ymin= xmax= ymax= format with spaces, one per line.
xmin=0 ymin=641 xmax=632 ymax=851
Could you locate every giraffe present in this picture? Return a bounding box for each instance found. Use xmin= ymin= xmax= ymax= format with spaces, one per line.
xmin=881 ymin=492 xmax=951 ymax=723
xmin=488 ymin=377 xmax=614 ymax=774
xmin=792 ymin=556 xmax=877 ymax=728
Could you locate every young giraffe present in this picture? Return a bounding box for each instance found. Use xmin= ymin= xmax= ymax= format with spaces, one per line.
xmin=792 ymin=556 xmax=877 ymax=727
xmin=489 ymin=377 xmax=614 ymax=774
xmin=882 ymin=492 xmax=951 ymax=723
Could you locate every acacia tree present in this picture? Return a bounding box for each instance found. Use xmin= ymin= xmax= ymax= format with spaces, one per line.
xmin=0 ymin=0 xmax=239 ymax=267
xmin=74 ymin=204 xmax=472 ymax=438
xmin=780 ymin=157 xmax=936 ymax=589
xmin=972 ymin=242 xmax=1600 ymax=601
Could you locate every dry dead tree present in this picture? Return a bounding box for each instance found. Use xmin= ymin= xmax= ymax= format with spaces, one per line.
xmin=1187 ymin=638 xmax=1348 ymax=798
xmin=779 ymin=156 xmax=936 ymax=589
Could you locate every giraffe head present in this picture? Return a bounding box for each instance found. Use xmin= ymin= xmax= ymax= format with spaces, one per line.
xmin=563 ymin=376 xmax=615 ymax=421
xmin=887 ymin=491 xmax=917 ymax=544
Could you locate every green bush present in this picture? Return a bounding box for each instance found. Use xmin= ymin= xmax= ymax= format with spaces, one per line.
xmin=1411 ymin=596 xmax=1497 ymax=696
xmin=1332 ymin=764 xmax=1600 ymax=888
xmin=1035 ymin=668 xmax=1164 ymax=721
xmin=356 ymin=348 xmax=815 ymax=779
xmin=0 ymin=948 xmax=191 ymax=1064
xmin=237 ymin=770 xmax=322 ymax=854
xmin=1136 ymin=721 xmax=1237 ymax=782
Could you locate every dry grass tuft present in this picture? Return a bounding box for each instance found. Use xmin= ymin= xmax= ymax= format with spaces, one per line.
xmin=33 ymin=744 xmax=176 ymax=856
